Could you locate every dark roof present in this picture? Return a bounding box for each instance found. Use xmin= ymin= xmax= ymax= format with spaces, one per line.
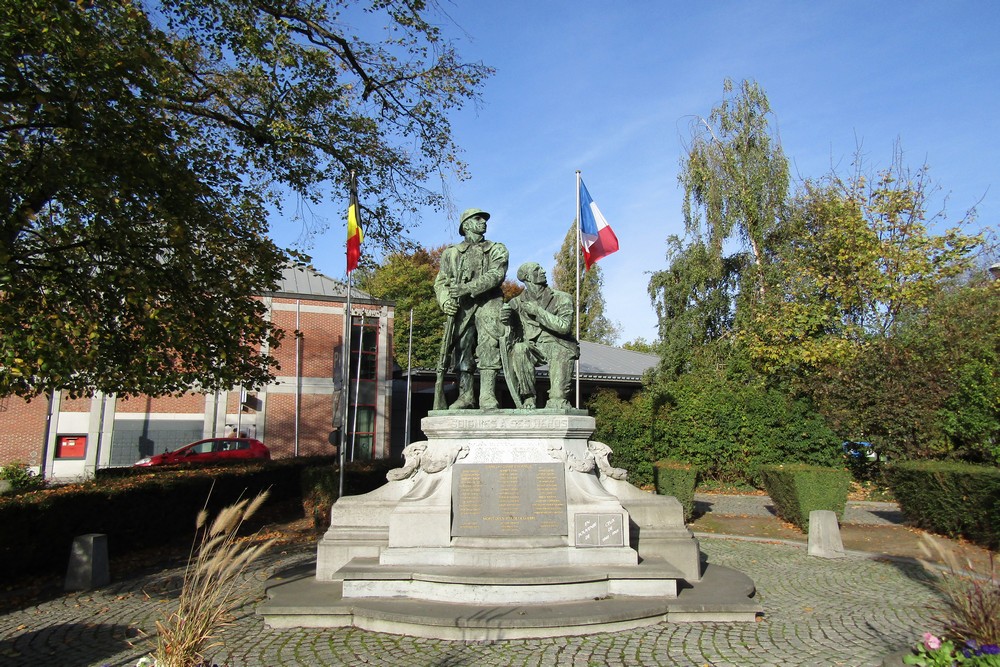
xmin=261 ymin=263 xmax=382 ymax=303
xmin=401 ymin=340 xmax=658 ymax=385
xmin=576 ymin=341 xmax=658 ymax=381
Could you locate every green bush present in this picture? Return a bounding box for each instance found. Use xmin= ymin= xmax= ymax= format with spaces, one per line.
xmin=653 ymin=354 xmax=842 ymax=487
xmin=589 ymin=389 xmax=660 ymax=487
xmin=0 ymin=462 xmax=46 ymax=493
xmin=883 ymin=460 xmax=1000 ymax=550
xmin=652 ymin=460 xmax=700 ymax=521
xmin=758 ymin=464 xmax=852 ymax=532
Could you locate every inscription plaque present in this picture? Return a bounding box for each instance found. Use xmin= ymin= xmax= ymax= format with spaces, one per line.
xmin=574 ymin=513 xmax=624 ymax=547
xmin=452 ymin=463 xmax=568 ymax=537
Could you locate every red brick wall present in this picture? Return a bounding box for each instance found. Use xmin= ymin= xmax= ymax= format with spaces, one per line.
xmin=269 ymin=304 xmax=346 ymax=380
xmin=264 ymin=393 xmax=337 ymax=458
xmin=0 ymin=396 xmax=50 ymax=466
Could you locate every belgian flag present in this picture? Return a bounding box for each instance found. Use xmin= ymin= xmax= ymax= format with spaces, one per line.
xmin=347 ymin=171 xmax=363 ymax=273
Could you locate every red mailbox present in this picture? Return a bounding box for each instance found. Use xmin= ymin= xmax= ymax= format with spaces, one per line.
xmin=56 ymin=435 xmax=87 ymax=459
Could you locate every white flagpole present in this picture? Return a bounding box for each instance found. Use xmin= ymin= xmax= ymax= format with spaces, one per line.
xmin=339 ymin=272 xmax=352 ymax=499
xmin=404 ymin=308 xmax=414 ymax=448
xmin=351 ymin=319 xmax=365 ymax=462
xmin=575 ymin=170 xmax=582 ymax=409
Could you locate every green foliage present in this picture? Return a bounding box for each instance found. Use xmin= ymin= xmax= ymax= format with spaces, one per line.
xmin=884 ymin=460 xmax=1000 ymax=550
xmin=588 ymin=389 xmax=659 ymax=487
xmin=551 ymin=222 xmax=619 ymax=345
xmin=357 ymin=246 xmax=446 ymax=368
xmin=676 ymin=78 xmax=789 ymax=304
xmin=648 ymin=236 xmax=741 ymax=378
xmin=1 ymin=0 xmax=491 ymax=399
xmin=621 ymin=337 xmax=659 ymax=354
xmin=807 ymin=278 xmax=1000 ymax=464
xmin=745 ymin=154 xmax=983 ymax=377
xmin=652 ymin=460 xmax=700 ymax=521
xmin=758 ymin=464 xmax=852 ymax=531
xmin=652 ymin=345 xmax=842 ymax=486
xmin=0 ymin=462 xmax=44 ymax=492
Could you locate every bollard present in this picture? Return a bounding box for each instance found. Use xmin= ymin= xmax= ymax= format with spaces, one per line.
xmin=65 ymin=533 xmax=110 ymax=591
xmin=807 ymin=510 xmax=845 ymax=559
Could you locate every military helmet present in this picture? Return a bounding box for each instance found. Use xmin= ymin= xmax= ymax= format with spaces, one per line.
xmin=459 ymin=208 xmax=490 ymax=236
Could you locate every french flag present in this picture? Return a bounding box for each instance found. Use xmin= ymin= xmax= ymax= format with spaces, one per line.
xmin=579 ymin=179 xmax=619 ymax=269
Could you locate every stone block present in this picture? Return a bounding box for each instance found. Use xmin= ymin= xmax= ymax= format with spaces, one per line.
xmin=65 ymin=533 xmax=110 ymax=591
xmin=807 ymin=510 xmax=845 ymax=558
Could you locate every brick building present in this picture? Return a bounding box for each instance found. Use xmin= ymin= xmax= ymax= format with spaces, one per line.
xmin=0 ymin=265 xmax=395 ymax=480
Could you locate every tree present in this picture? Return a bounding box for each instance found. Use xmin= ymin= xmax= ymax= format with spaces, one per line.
xmin=1 ymin=0 xmax=491 ymax=398
xmin=744 ymin=151 xmax=984 ymax=377
xmin=356 ymin=246 xmax=446 ymax=369
xmin=648 ymin=79 xmax=788 ymax=377
xmin=678 ymin=78 xmax=789 ymax=303
xmin=551 ymin=222 xmax=619 ymax=344
xmin=647 ymin=235 xmax=741 ymax=379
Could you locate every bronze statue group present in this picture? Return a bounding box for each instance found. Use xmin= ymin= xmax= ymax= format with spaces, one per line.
xmin=433 ymin=208 xmax=579 ymax=411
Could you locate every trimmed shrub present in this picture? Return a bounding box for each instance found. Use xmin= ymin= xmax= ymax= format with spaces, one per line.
xmin=883 ymin=460 xmax=1000 ymax=550
xmin=758 ymin=464 xmax=852 ymax=532
xmin=652 ymin=460 xmax=700 ymax=521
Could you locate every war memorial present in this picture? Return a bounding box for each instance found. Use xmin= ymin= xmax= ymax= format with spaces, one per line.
xmin=259 ymin=209 xmax=761 ymax=639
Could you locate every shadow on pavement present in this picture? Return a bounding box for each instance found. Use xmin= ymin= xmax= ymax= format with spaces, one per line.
xmin=0 ymin=622 xmax=142 ymax=667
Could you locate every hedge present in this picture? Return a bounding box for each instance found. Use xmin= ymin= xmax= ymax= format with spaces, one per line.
xmin=652 ymin=460 xmax=700 ymax=521
xmin=883 ymin=460 xmax=1000 ymax=550
xmin=0 ymin=456 xmax=394 ymax=582
xmin=758 ymin=464 xmax=852 ymax=532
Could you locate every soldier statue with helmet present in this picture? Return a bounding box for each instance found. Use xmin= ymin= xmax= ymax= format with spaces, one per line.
xmin=433 ymin=208 xmax=509 ymax=410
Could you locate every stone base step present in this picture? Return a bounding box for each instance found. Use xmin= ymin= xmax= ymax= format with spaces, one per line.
xmin=338 ymin=557 xmax=685 ymax=602
xmin=258 ymin=562 xmax=761 ymax=640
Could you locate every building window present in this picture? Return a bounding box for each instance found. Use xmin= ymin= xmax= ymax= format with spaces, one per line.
xmin=347 ymin=315 xmax=378 ymax=460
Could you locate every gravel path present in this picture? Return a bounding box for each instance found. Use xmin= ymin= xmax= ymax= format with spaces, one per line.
xmin=694 ymin=493 xmax=905 ymax=526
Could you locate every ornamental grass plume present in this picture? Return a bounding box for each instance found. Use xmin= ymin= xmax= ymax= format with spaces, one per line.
xmin=152 ymin=489 xmax=275 ymax=667
xmin=918 ymin=533 xmax=1000 ymax=646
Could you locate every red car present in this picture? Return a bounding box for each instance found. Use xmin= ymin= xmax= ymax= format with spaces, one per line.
xmin=134 ymin=437 xmax=270 ymax=467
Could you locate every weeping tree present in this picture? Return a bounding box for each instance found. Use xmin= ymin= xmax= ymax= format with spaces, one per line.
xmin=648 ymin=78 xmax=788 ymax=377
xmin=1 ymin=0 xmax=492 ymax=398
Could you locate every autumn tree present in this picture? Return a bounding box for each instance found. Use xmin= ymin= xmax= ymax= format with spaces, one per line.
xmin=1 ymin=0 xmax=491 ymax=398
xmin=551 ymin=222 xmax=619 ymax=345
xmin=745 ymin=150 xmax=983 ymax=377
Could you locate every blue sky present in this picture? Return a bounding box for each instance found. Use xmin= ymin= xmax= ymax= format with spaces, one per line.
xmin=270 ymin=1 xmax=1000 ymax=345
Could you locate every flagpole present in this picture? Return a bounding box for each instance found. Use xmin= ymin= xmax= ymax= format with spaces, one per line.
xmin=351 ymin=318 xmax=364 ymax=462
xmin=338 ymin=169 xmax=357 ymax=500
xmin=575 ymin=170 xmax=582 ymax=409
xmin=339 ymin=271 xmax=351 ymax=499
xmin=404 ymin=308 xmax=413 ymax=448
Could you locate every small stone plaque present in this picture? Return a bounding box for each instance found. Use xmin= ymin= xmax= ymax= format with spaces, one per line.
xmin=574 ymin=513 xmax=624 ymax=547
xmin=452 ymin=463 xmax=568 ymax=537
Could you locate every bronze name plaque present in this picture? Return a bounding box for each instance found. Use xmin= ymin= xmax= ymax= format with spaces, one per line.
xmin=452 ymin=463 xmax=568 ymax=537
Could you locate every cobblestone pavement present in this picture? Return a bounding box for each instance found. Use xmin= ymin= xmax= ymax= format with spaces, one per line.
xmin=0 ymin=536 xmax=942 ymax=667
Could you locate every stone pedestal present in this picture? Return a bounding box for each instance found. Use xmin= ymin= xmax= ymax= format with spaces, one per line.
xmin=265 ymin=411 xmax=759 ymax=638
xmin=317 ymin=412 xmax=700 ymax=595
